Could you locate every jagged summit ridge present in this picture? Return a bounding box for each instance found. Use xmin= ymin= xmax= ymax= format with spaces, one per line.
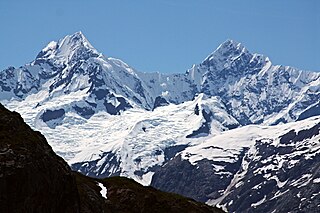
xmin=35 ymin=31 xmax=100 ymax=65
xmin=1 ymin=32 xmax=320 ymax=125
xmin=201 ymin=39 xmax=270 ymax=75
xmin=202 ymin=39 xmax=246 ymax=62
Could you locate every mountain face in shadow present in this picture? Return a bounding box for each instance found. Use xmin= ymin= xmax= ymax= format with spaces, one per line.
xmin=0 ymin=104 xmax=80 ymax=212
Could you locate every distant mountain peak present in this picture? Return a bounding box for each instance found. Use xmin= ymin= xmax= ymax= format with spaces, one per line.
xmin=66 ymin=31 xmax=93 ymax=48
xmin=35 ymin=31 xmax=99 ymax=64
xmin=202 ymin=39 xmax=248 ymax=64
xmin=72 ymin=30 xmax=85 ymax=38
xmin=218 ymin=39 xmax=243 ymax=50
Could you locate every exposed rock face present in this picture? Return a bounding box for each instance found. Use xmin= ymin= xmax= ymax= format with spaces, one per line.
xmin=72 ymin=151 xmax=121 ymax=178
xmin=0 ymin=104 xmax=80 ymax=212
xmin=0 ymin=104 xmax=223 ymax=213
xmin=151 ymin=151 xmax=247 ymax=203
xmin=153 ymin=96 xmax=169 ymax=110
xmin=219 ymin=124 xmax=320 ymax=213
xmin=151 ymin=122 xmax=320 ymax=213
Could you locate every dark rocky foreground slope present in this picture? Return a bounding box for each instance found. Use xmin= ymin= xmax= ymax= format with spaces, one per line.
xmin=0 ymin=103 xmax=223 ymax=213
xmin=0 ymin=105 xmax=79 ymax=212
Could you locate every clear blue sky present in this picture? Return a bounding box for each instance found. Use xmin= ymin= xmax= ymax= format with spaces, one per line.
xmin=0 ymin=0 xmax=319 ymax=73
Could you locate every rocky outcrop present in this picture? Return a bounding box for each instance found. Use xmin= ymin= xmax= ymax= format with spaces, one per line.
xmin=0 ymin=104 xmax=80 ymax=212
xmin=151 ymin=151 xmax=246 ymax=203
xmin=76 ymin=174 xmax=223 ymax=213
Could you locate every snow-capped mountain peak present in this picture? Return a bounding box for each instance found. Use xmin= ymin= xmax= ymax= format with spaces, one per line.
xmin=201 ymin=39 xmax=268 ymax=75
xmin=0 ymin=32 xmax=154 ymax=119
xmin=35 ymin=31 xmax=100 ymax=65
xmin=203 ymin=39 xmax=246 ymax=61
xmin=1 ymin=32 xmax=319 ymax=126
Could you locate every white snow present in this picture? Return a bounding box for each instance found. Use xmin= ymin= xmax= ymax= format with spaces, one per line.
xmin=42 ymin=41 xmax=57 ymax=52
xmin=4 ymin=85 xmax=320 ymax=187
xmin=97 ymin=182 xmax=107 ymax=199
xmin=290 ymin=174 xmax=313 ymax=188
xmin=270 ymin=176 xmax=288 ymax=188
xmin=313 ymin=178 xmax=320 ymax=184
xmin=251 ymin=196 xmax=266 ymax=208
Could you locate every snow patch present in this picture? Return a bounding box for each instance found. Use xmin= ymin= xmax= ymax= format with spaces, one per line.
xmin=97 ymin=182 xmax=107 ymax=199
xmin=251 ymin=196 xmax=266 ymax=208
xmin=313 ymin=178 xmax=320 ymax=184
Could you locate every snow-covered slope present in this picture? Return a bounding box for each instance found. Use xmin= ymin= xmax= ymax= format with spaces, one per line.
xmin=152 ymin=116 xmax=320 ymax=212
xmin=4 ymin=93 xmax=238 ymax=182
xmin=1 ymin=32 xmax=320 ymax=213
